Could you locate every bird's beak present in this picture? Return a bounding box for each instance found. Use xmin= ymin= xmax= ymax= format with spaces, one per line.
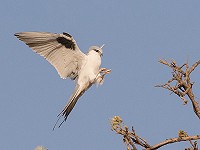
xmin=100 ymin=44 xmax=105 ymax=49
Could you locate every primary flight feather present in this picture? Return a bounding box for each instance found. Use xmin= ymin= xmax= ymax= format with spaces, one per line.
xmin=15 ymin=32 xmax=111 ymax=129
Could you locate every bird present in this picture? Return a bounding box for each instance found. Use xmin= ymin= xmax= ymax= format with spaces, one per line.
xmin=14 ymin=32 xmax=111 ymax=129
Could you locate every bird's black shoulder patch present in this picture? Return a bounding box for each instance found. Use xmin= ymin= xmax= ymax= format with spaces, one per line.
xmin=63 ymin=32 xmax=72 ymax=38
xmin=56 ymin=35 xmax=75 ymax=50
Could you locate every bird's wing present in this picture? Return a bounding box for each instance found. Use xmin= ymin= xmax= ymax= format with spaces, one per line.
xmin=15 ymin=32 xmax=86 ymax=79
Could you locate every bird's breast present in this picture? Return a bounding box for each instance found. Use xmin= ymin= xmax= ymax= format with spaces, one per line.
xmin=77 ymin=54 xmax=101 ymax=85
xmin=86 ymin=55 xmax=101 ymax=73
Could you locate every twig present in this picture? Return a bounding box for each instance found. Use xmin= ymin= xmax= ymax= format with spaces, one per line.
xmin=189 ymin=60 xmax=200 ymax=74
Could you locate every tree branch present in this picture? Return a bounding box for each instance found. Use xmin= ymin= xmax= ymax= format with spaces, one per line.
xmin=156 ymin=59 xmax=200 ymax=118
xmin=110 ymin=116 xmax=200 ymax=150
xmin=148 ymin=135 xmax=200 ymax=150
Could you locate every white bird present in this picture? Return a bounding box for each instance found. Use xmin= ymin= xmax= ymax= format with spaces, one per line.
xmin=14 ymin=32 xmax=111 ymax=129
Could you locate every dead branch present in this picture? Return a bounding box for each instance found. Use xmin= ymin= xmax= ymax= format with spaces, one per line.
xmin=148 ymin=135 xmax=200 ymax=150
xmin=110 ymin=116 xmax=200 ymax=150
xmin=110 ymin=116 xmax=151 ymax=150
xmin=156 ymin=59 xmax=200 ymax=119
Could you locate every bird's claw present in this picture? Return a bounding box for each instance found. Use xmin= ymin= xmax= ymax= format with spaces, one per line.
xmin=104 ymin=69 xmax=111 ymax=74
xmin=100 ymin=68 xmax=107 ymax=72
xmin=99 ymin=68 xmax=111 ymax=75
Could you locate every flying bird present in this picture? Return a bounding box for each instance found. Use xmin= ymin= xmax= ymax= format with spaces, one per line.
xmin=14 ymin=32 xmax=111 ymax=129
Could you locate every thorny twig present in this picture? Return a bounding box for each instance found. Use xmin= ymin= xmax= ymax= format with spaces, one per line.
xmin=156 ymin=59 xmax=200 ymax=119
xmin=110 ymin=116 xmax=200 ymax=150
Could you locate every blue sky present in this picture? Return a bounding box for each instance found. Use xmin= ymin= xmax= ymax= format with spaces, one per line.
xmin=1 ymin=0 xmax=200 ymax=149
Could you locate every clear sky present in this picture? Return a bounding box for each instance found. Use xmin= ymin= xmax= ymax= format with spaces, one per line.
xmin=1 ymin=0 xmax=200 ymax=150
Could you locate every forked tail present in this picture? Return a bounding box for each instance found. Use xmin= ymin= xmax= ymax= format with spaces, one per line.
xmin=53 ymin=85 xmax=84 ymax=130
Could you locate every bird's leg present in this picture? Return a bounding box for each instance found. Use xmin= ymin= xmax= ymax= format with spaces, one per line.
xmin=96 ymin=68 xmax=111 ymax=85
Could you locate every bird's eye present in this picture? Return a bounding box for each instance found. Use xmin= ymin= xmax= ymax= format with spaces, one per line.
xmin=94 ymin=49 xmax=99 ymax=52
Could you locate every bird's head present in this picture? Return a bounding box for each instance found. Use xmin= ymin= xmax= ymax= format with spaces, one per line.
xmin=88 ymin=44 xmax=104 ymax=57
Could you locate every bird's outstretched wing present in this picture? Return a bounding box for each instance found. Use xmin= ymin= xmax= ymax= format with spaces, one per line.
xmin=15 ymin=32 xmax=86 ymax=79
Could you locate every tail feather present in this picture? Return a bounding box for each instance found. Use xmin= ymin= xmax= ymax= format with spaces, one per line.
xmin=53 ymin=85 xmax=85 ymax=130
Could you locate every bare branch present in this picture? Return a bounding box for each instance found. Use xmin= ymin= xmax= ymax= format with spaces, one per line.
xmin=111 ymin=116 xmax=200 ymax=150
xmin=156 ymin=59 xmax=200 ymax=118
xmin=189 ymin=60 xmax=200 ymax=74
xmin=110 ymin=116 xmax=151 ymax=149
xmin=148 ymin=135 xmax=200 ymax=150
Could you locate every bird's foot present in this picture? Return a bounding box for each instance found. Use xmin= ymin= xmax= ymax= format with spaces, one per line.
xmin=99 ymin=68 xmax=111 ymax=75
xmin=96 ymin=68 xmax=111 ymax=85
xmin=99 ymin=68 xmax=107 ymax=73
xmin=104 ymin=69 xmax=111 ymax=75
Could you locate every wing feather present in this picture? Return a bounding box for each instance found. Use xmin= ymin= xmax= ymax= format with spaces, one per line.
xmin=15 ymin=32 xmax=86 ymax=79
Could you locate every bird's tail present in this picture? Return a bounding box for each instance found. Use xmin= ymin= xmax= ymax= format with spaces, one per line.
xmin=53 ymin=85 xmax=85 ymax=130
